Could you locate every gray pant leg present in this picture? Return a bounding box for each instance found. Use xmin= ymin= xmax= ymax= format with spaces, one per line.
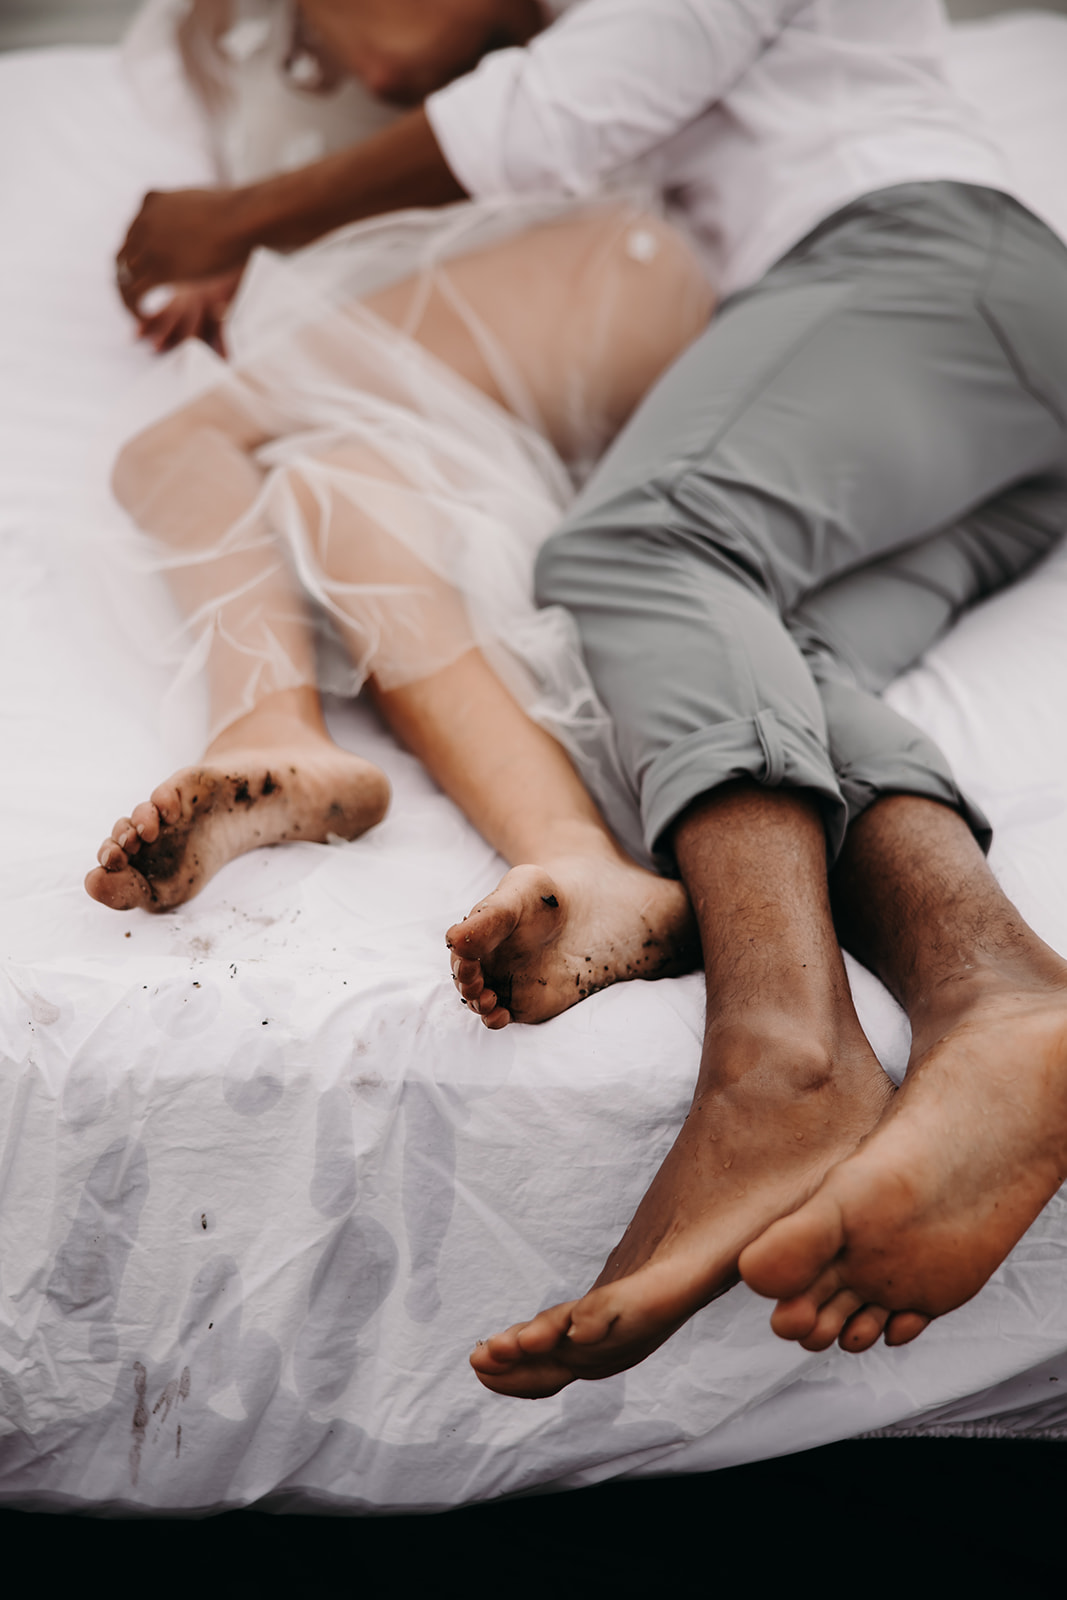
xmin=791 ymin=474 xmax=1067 ymax=849
xmin=536 ymin=185 xmax=1067 ymax=865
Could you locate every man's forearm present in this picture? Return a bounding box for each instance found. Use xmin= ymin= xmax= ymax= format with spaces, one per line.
xmin=116 ymin=106 xmax=469 ymax=312
xmin=232 ymin=108 xmax=467 ymax=256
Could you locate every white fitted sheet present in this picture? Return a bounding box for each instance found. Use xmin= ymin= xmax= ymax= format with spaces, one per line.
xmin=1 ymin=14 xmax=1067 ymax=1513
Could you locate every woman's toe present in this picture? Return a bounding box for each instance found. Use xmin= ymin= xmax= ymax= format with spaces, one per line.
xmin=150 ymin=781 xmax=182 ymax=825
xmin=131 ymin=800 xmax=161 ymax=843
xmin=111 ymin=816 xmax=139 ymax=853
xmin=85 ymin=864 xmax=150 ymax=910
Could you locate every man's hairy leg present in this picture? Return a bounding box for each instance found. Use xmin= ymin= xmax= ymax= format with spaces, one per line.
xmin=471 ymin=781 xmax=893 ymax=1398
xmin=740 ymin=797 xmax=1067 ymax=1351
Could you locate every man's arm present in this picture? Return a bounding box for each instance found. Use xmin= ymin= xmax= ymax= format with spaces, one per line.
xmin=117 ymin=107 xmax=463 ymax=314
xmin=426 ymin=0 xmax=805 ymax=202
xmin=117 ymin=0 xmax=803 ymax=313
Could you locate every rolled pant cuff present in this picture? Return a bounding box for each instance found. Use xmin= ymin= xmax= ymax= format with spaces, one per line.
xmin=641 ymin=708 xmax=846 ymax=865
xmin=838 ymin=756 xmax=992 ymax=854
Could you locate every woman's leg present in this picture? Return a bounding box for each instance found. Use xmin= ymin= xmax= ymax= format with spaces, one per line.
xmin=88 ymin=205 xmax=711 ymax=917
xmin=86 ymin=381 xmax=390 ymax=911
xmin=287 ymin=206 xmax=711 ymax=1010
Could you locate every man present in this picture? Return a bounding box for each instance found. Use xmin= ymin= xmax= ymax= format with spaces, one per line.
xmin=118 ymin=0 xmax=1067 ymax=1392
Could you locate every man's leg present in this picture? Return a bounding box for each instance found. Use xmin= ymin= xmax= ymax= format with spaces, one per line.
xmin=455 ymin=187 xmax=1067 ymax=1022
xmin=463 ymin=492 xmax=1040 ymax=1391
xmin=739 ymin=796 xmax=1067 ymax=1351
xmin=452 ymin=475 xmax=1064 ymax=1023
xmin=729 ymin=480 xmax=1067 ymax=1352
xmin=471 ymin=778 xmax=894 ymax=1397
xmin=470 ymin=186 xmax=1067 ymax=1390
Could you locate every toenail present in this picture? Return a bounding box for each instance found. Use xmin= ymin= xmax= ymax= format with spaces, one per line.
xmin=136 ymin=824 xmax=145 ymax=836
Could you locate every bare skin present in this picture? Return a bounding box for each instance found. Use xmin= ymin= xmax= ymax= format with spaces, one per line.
xmin=85 ymin=688 xmax=390 ymax=911
xmin=738 ymin=797 xmax=1067 ymax=1352
xmin=471 ymin=783 xmax=895 ymax=1398
xmin=117 ymin=0 xmax=545 ymax=322
xmin=93 ymin=208 xmax=712 ymax=924
xmin=446 ymin=861 xmax=696 ymax=1027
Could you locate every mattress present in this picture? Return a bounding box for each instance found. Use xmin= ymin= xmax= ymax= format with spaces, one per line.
xmin=1 ymin=14 xmax=1066 ymax=1514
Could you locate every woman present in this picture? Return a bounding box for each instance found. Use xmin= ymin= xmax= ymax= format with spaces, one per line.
xmin=92 ymin=0 xmax=1040 ymax=1035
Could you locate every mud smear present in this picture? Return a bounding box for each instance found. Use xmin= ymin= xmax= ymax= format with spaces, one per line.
xmin=129 ymin=1361 xmax=149 ymax=1486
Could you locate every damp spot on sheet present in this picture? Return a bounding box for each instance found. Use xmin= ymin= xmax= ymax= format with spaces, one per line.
xmin=236 ymin=1327 xmax=282 ymax=1416
xmin=46 ymin=1139 xmax=150 ymax=1364
xmin=60 ymin=1055 xmax=111 ymax=1129
xmin=130 ymin=1360 xmax=149 ymax=1486
xmin=179 ymin=1254 xmax=243 ymax=1397
xmin=130 ymin=1361 xmax=191 ymax=1485
xmin=293 ymin=1215 xmax=398 ymax=1407
xmin=401 ymin=1081 xmax=456 ymax=1324
xmin=223 ymin=1042 xmax=285 ymax=1117
xmin=309 ymin=1085 xmax=357 ymax=1216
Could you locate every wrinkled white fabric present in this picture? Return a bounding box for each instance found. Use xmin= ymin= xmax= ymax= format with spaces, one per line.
xmin=108 ymin=194 xmax=705 ymax=805
xmin=2 ymin=17 xmax=1067 ymax=1517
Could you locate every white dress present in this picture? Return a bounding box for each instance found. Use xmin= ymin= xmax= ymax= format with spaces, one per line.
xmin=115 ymin=3 xmax=704 ymax=844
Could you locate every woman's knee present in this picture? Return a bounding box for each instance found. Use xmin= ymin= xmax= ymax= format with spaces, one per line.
xmin=111 ymin=414 xmax=218 ymax=521
xmin=111 ymin=390 xmax=271 ymax=516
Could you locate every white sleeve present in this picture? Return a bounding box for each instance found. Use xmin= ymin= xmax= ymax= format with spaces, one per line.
xmin=425 ymin=0 xmax=806 ymax=199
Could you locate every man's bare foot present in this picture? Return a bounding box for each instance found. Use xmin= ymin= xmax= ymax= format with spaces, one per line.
xmin=85 ymin=722 xmax=389 ymax=912
xmin=738 ymin=962 xmax=1067 ymax=1353
xmin=446 ymin=857 xmax=699 ymax=1027
xmin=471 ymin=1020 xmax=894 ymax=1396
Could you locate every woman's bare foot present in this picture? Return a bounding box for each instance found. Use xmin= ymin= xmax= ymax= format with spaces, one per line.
xmin=85 ymin=717 xmax=389 ymax=912
xmin=446 ymin=857 xmax=699 ymax=1027
xmin=471 ymin=1020 xmax=894 ymax=1397
xmin=738 ymin=965 xmax=1067 ymax=1353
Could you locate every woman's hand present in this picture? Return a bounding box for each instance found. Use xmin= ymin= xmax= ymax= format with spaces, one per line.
xmin=135 ymin=269 xmax=245 ymax=356
xmin=116 ymin=187 xmax=251 ymax=314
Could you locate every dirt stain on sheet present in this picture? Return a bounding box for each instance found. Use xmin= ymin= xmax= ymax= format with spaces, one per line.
xmin=130 ymin=1362 xmax=192 ymax=1485
xmin=130 ymin=1361 xmax=149 ymax=1486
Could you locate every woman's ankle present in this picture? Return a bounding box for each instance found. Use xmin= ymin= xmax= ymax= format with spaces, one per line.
xmin=505 ymin=817 xmax=635 ymax=868
xmin=206 ymin=686 xmax=330 ymax=758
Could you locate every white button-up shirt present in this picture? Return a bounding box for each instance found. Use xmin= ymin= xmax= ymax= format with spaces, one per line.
xmin=426 ymin=0 xmax=1009 ymax=297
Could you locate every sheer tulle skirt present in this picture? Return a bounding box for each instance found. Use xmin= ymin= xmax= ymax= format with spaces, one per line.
xmin=110 ymin=197 xmax=714 ymax=806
